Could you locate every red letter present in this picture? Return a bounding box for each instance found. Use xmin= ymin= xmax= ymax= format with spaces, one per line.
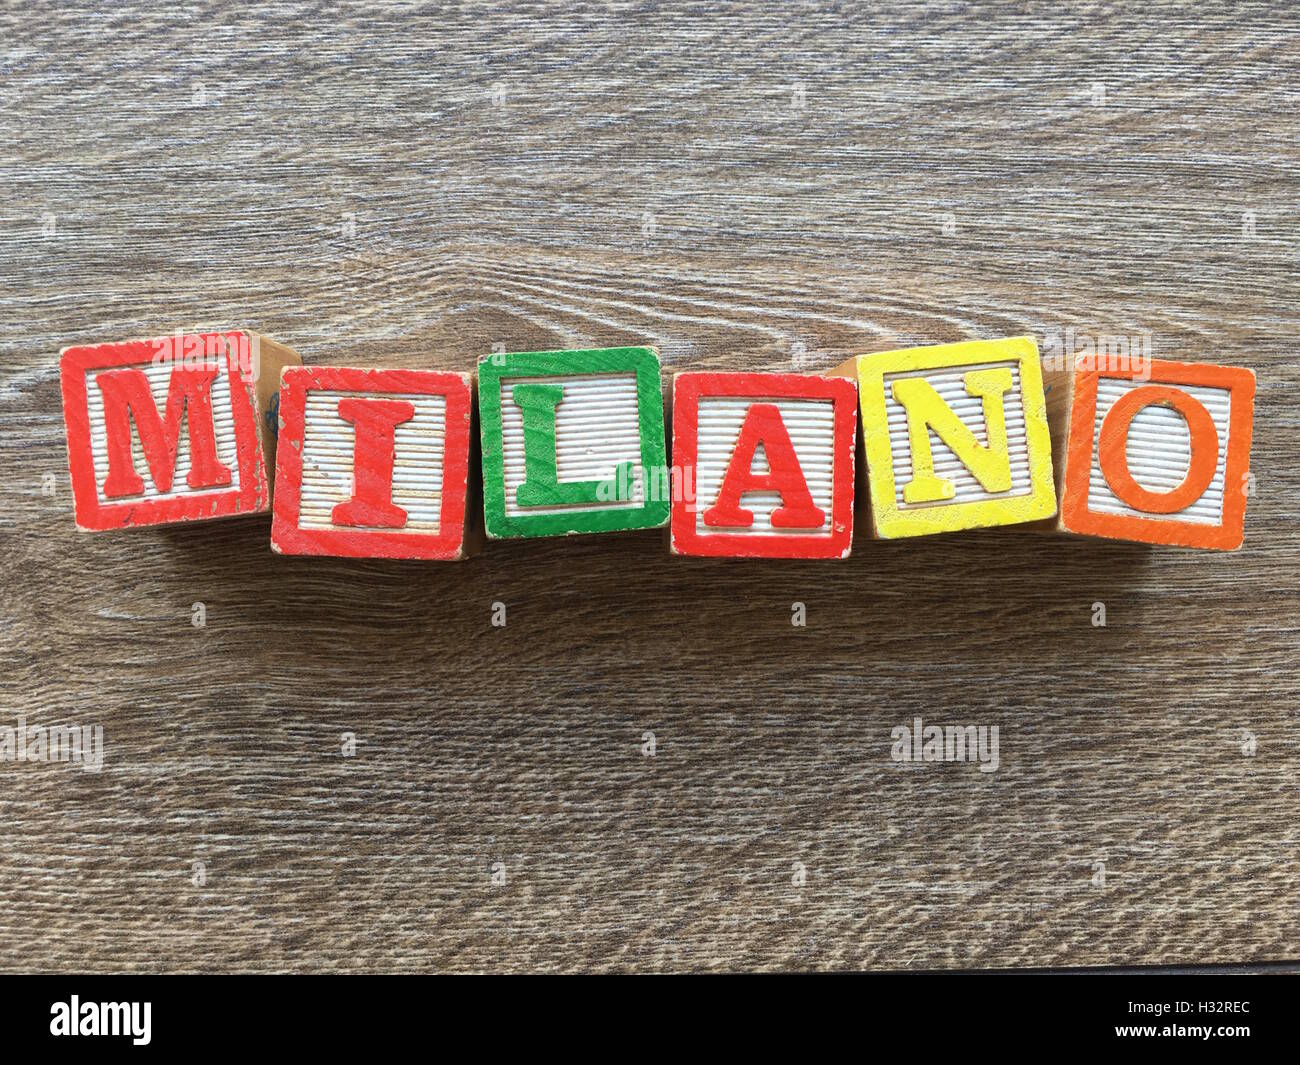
xmin=703 ymin=403 xmax=825 ymax=529
xmin=331 ymin=397 xmax=416 ymax=527
xmin=97 ymin=366 xmax=231 ymax=497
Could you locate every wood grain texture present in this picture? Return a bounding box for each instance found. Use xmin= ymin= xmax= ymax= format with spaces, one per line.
xmin=1 ymin=1 xmax=1297 ymax=973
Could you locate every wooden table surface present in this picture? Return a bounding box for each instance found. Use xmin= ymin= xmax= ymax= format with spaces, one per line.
xmin=3 ymin=2 xmax=1297 ymax=973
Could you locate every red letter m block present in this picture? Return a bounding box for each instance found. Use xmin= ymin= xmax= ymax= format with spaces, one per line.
xmin=670 ymin=371 xmax=858 ymax=558
xmin=60 ymin=333 xmax=288 ymax=531
xmin=271 ymin=367 xmax=476 ymax=560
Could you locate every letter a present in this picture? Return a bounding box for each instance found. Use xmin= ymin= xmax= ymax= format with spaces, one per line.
xmin=703 ymin=403 xmax=824 ymax=528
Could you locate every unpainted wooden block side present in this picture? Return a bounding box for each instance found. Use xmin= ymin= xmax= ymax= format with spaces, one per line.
xmin=1037 ymin=353 xmax=1076 ymax=534
xmin=248 ymin=332 xmax=303 ymax=499
xmin=825 ymin=354 xmax=877 ymax=539
xmin=460 ymin=383 xmax=485 ymax=559
xmin=827 ymin=354 xmax=860 ymax=380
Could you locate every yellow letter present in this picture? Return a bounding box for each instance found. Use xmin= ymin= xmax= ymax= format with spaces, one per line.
xmin=891 ymin=367 xmax=1014 ymax=503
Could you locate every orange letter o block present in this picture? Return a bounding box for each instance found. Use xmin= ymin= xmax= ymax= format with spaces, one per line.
xmin=1099 ymin=385 xmax=1219 ymax=514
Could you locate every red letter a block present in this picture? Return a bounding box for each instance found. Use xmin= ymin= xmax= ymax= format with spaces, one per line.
xmin=60 ymin=331 xmax=300 ymax=531
xmin=271 ymin=367 xmax=476 ymax=560
xmin=670 ymin=372 xmax=858 ymax=558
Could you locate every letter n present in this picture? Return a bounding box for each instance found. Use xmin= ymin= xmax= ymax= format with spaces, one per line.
xmin=849 ymin=336 xmax=1057 ymax=537
xmin=890 ymin=368 xmax=1013 ymax=503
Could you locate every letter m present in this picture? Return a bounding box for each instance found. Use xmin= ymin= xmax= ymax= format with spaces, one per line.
xmin=97 ymin=365 xmax=232 ymax=497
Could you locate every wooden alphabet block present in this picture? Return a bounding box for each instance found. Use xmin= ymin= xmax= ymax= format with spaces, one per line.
xmin=270 ymin=366 xmax=476 ymax=559
xmin=60 ymin=331 xmax=300 ymax=531
xmin=669 ymin=371 xmax=857 ymax=558
xmin=477 ymin=347 xmax=670 ymax=539
xmin=1048 ymin=356 xmax=1255 ymax=549
xmin=835 ymin=336 xmax=1057 ymax=538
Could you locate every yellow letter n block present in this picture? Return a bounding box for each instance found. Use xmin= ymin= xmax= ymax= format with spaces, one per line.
xmin=842 ymin=336 xmax=1057 ymax=538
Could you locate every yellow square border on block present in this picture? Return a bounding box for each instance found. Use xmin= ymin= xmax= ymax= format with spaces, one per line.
xmin=855 ymin=335 xmax=1057 ymax=538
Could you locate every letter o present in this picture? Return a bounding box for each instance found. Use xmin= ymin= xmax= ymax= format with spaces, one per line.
xmin=1099 ymin=385 xmax=1219 ymax=514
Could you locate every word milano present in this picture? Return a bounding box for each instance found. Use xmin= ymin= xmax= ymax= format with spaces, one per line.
xmin=58 ymin=333 xmax=1257 ymax=557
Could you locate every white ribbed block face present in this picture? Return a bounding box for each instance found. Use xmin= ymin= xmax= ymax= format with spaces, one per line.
xmin=882 ymin=360 xmax=1031 ymax=508
xmin=694 ymin=396 xmax=836 ymax=536
xmin=499 ymin=373 xmax=644 ymax=517
xmin=1088 ymin=379 xmax=1231 ymax=525
xmin=84 ymin=358 xmax=240 ymax=503
xmin=297 ymin=390 xmax=447 ymax=532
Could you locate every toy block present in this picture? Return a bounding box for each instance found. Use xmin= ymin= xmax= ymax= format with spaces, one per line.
xmin=270 ymin=366 xmax=477 ymax=560
xmin=476 ymin=347 xmax=670 ymax=539
xmin=832 ymin=335 xmax=1057 ymax=538
xmin=669 ymin=371 xmax=857 ymax=558
xmin=1047 ymin=356 xmax=1255 ymax=550
xmin=59 ymin=330 xmax=301 ymax=531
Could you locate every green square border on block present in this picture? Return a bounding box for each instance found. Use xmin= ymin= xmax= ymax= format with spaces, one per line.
xmin=477 ymin=347 xmax=671 ymax=539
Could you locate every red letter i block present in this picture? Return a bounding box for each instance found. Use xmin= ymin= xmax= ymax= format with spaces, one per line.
xmin=670 ymin=371 xmax=858 ymax=558
xmin=59 ymin=331 xmax=301 ymax=531
xmin=271 ymin=367 xmax=476 ymax=560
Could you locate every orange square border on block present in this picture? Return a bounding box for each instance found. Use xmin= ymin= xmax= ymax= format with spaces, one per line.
xmin=670 ymin=371 xmax=858 ymax=558
xmin=1061 ymin=358 xmax=1256 ymax=550
xmin=271 ymin=366 xmax=473 ymax=560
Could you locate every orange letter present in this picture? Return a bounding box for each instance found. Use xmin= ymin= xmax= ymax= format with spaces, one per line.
xmin=1099 ymin=385 xmax=1218 ymax=513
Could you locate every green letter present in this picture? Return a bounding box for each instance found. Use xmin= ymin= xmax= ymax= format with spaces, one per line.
xmin=514 ymin=383 xmax=633 ymax=507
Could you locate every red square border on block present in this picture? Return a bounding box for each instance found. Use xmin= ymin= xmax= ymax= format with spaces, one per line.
xmin=60 ymin=334 xmax=268 ymax=531
xmin=1061 ymin=358 xmax=1256 ymax=550
xmin=671 ymin=371 xmax=858 ymax=558
xmin=271 ymin=366 xmax=473 ymax=560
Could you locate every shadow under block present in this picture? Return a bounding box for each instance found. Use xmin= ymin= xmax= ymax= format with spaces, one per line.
xmin=59 ymin=330 xmax=302 ymax=531
xmin=832 ymin=335 xmax=1057 ymax=538
xmin=477 ymin=347 xmax=670 ymax=539
xmin=270 ymin=366 xmax=476 ymax=560
xmin=1046 ymin=356 xmax=1256 ymax=550
xmin=669 ymin=371 xmax=857 ymax=558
